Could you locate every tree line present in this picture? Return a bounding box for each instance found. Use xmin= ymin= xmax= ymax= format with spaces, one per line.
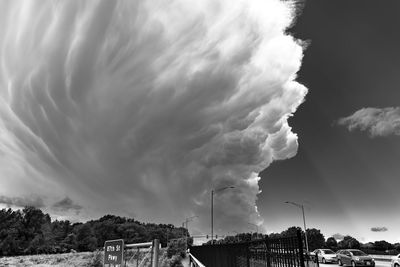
xmin=212 ymin=226 xmax=400 ymax=254
xmin=0 ymin=207 xmax=188 ymax=257
xmin=2 ymin=207 xmax=399 ymax=257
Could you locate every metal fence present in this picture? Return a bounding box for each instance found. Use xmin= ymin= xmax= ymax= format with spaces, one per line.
xmin=189 ymin=230 xmax=319 ymax=267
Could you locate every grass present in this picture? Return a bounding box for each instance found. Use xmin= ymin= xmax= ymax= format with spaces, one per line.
xmin=0 ymin=251 xmax=97 ymax=266
xmin=0 ymin=248 xmax=172 ymax=267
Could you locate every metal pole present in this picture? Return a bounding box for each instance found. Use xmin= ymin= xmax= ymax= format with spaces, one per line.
xmin=301 ymin=205 xmax=309 ymax=253
xmin=211 ymin=190 xmax=214 ymax=245
xmin=211 ymin=186 xmax=234 ymax=245
xmin=152 ymin=239 xmax=159 ymax=267
xmin=285 ymin=201 xmax=310 ymax=252
xmin=185 ymin=219 xmax=188 ymax=252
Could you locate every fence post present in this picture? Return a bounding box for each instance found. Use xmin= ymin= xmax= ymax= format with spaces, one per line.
xmin=246 ymin=243 xmax=250 ymax=267
xmin=137 ymin=247 xmax=139 ymax=267
xmin=265 ymin=236 xmax=271 ymax=267
xmin=297 ymin=230 xmax=305 ymax=267
xmin=152 ymin=239 xmax=160 ymax=267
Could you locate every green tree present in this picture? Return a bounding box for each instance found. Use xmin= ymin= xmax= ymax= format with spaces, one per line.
xmin=76 ymin=224 xmax=98 ymax=251
xmin=268 ymin=233 xmax=282 ymax=239
xmin=374 ymin=240 xmax=393 ymax=251
xmin=338 ymin=236 xmax=360 ymax=249
xmin=0 ymin=209 xmax=24 ymax=256
xmin=306 ymin=228 xmax=325 ymax=251
xmin=281 ymin=226 xmax=303 ymax=237
xmin=326 ymin=237 xmax=338 ymax=250
xmin=61 ymin=233 xmax=77 ymax=251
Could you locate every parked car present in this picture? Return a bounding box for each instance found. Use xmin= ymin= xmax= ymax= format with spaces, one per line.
xmin=312 ymin=249 xmax=338 ymax=263
xmin=391 ymin=254 xmax=400 ymax=267
xmin=304 ymin=249 xmax=315 ymax=261
xmin=336 ymin=249 xmax=375 ymax=267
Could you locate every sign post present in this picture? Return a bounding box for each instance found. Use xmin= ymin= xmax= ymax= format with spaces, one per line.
xmin=104 ymin=239 xmax=124 ymax=267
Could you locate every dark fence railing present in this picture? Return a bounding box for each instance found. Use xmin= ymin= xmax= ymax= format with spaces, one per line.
xmin=361 ymin=249 xmax=399 ymax=256
xmin=189 ymin=230 xmax=318 ymax=267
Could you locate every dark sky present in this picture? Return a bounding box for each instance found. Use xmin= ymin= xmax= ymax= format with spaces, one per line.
xmin=259 ymin=0 xmax=400 ymax=242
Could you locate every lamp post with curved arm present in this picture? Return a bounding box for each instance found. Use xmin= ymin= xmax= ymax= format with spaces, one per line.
xmin=211 ymin=186 xmax=235 ymax=244
xmin=285 ymin=201 xmax=309 ymax=252
xmin=183 ymin=215 xmax=198 ymax=251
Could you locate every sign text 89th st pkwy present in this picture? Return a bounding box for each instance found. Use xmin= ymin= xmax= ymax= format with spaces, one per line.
xmin=104 ymin=239 xmax=124 ymax=267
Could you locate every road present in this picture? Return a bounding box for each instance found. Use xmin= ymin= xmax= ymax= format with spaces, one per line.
xmin=319 ymin=261 xmax=391 ymax=267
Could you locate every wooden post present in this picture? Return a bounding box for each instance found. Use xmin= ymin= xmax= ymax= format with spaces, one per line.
xmin=152 ymin=239 xmax=160 ymax=267
xmin=137 ymin=247 xmax=139 ymax=267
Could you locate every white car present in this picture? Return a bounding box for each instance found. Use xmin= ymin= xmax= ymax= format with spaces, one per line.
xmin=391 ymin=254 xmax=400 ymax=267
xmin=312 ymin=249 xmax=338 ymax=264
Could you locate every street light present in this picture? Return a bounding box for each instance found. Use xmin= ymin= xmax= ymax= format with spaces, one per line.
xmin=211 ymin=186 xmax=235 ymax=244
xmin=285 ymin=201 xmax=309 ymax=252
xmin=183 ymin=216 xmax=198 ymax=251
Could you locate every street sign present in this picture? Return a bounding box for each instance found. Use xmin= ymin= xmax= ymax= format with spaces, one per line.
xmin=104 ymin=239 xmax=124 ymax=267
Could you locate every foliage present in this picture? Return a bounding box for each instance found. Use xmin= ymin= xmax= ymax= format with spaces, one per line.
xmin=326 ymin=237 xmax=338 ymax=250
xmin=373 ymin=240 xmax=394 ymax=251
xmin=338 ymin=236 xmax=361 ymax=249
xmin=87 ymin=250 xmax=103 ymax=267
xmin=167 ymin=238 xmax=186 ymax=258
xmin=0 ymin=207 xmax=188 ymax=257
xmin=306 ymin=228 xmax=326 ymax=251
xmin=160 ymin=253 xmax=183 ymax=267
xmin=281 ymin=226 xmax=303 ymax=238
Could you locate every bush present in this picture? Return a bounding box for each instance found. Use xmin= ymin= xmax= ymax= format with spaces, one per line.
xmin=160 ymin=255 xmax=183 ymax=267
xmin=167 ymin=239 xmax=186 ymax=258
xmin=87 ymin=250 xmax=103 ymax=267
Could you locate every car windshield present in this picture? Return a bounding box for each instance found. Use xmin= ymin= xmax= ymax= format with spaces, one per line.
xmin=322 ymin=250 xmax=335 ymax=254
xmin=351 ymin=251 xmax=367 ymax=256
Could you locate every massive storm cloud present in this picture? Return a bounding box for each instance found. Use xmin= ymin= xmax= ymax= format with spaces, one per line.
xmin=0 ymin=0 xmax=307 ymax=233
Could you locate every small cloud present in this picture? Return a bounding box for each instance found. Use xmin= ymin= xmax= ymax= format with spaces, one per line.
xmin=336 ymin=107 xmax=400 ymax=137
xmin=371 ymin=227 xmax=388 ymax=232
xmin=332 ymin=233 xmax=345 ymax=241
xmin=52 ymin=197 xmax=83 ymax=214
xmin=0 ymin=195 xmax=45 ymax=208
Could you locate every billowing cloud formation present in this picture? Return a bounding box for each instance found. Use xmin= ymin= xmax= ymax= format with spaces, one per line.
xmin=0 ymin=195 xmax=45 ymax=208
xmin=52 ymin=197 xmax=82 ymax=214
xmin=0 ymin=0 xmax=307 ymax=233
xmin=337 ymin=107 xmax=400 ymax=137
xmin=371 ymin=227 xmax=388 ymax=232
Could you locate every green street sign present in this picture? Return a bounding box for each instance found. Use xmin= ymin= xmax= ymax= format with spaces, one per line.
xmin=104 ymin=239 xmax=124 ymax=267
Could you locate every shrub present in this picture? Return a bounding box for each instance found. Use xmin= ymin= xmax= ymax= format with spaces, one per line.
xmin=87 ymin=250 xmax=103 ymax=267
xmin=167 ymin=239 xmax=186 ymax=258
xmin=160 ymin=255 xmax=183 ymax=267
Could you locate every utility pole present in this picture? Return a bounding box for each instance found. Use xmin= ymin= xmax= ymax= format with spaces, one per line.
xmin=183 ymin=216 xmax=198 ymax=251
xmin=285 ymin=201 xmax=309 ymax=252
xmin=211 ymin=186 xmax=235 ymax=244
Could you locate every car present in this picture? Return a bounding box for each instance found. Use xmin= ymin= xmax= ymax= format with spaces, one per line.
xmin=336 ymin=249 xmax=375 ymax=267
xmin=312 ymin=249 xmax=338 ymax=263
xmin=391 ymin=254 xmax=400 ymax=267
xmin=304 ymin=249 xmax=315 ymax=261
